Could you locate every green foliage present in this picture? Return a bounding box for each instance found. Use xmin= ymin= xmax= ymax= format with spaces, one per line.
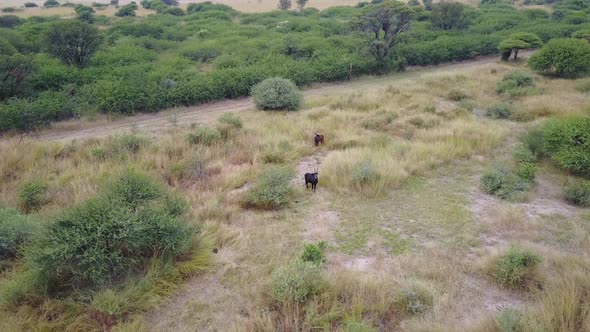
xmin=496 ymin=71 xmax=536 ymax=96
xmin=430 ymin=2 xmax=469 ymax=30
xmin=572 ymin=29 xmax=590 ymax=42
xmin=187 ymin=126 xmax=222 ymax=145
xmin=18 ymin=180 xmax=49 ymax=213
xmin=481 ymin=165 xmax=534 ymax=200
xmin=75 ymin=5 xmax=96 ymax=23
xmin=278 ymin=0 xmax=292 ymax=10
xmin=486 ymin=103 xmax=513 ymax=119
xmin=242 ymin=166 xmax=293 ymax=210
xmin=539 ymin=117 xmax=590 ymax=177
xmin=563 ymin=180 xmax=590 ymax=206
xmin=27 ymin=170 xmax=193 ymax=291
xmin=489 ymin=247 xmax=542 ymax=289
xmin=46 ymin=20 xmax=102 ymax=68
xmin=251 ymin=77 xmax=303 ymax=111
xmin=529 ymin=38 xmax=590 ymax=77
xmin=44 ymin=0 xmax=60 ymax=8
xmin=301 ymin=242 xmax=327 ymax=265
xmin=0 ymin=208 xmax=40 ymax=259
xmin=116 ymin=2 xmax=138 ymax=16
xmin=498 ymin=32 xmax=543 ymax=60
xmin=0 ymin=54 xmax=34 ymax=101
xmin=271 ymin=260 xmax=324 ymax=303
xmin=217 ymin=112 xmax=242 ymax=137
xmin=357 ymin=0 xmax=413 ymax=60
xmin=0 ymin=15 xmax=23 ymax=29
xmin=24 ymin=2 xmax=39 ymax=8
xmin=352 ymin=161 xmax=380 ymax=188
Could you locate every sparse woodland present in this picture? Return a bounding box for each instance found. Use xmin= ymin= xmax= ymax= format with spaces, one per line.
xmin=0 ymin=0 xmax=589 ymax=331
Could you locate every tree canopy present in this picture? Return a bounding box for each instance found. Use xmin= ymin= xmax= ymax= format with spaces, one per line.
xmin=498 ymin=32 xmax=543 ymax=60
xmin=357 ymin=0 xmax=413 ymax=61
xmin=45 ymin=20 xmax=102 ymax=68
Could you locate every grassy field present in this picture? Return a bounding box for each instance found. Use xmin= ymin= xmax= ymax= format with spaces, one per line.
xmin=0 ymin=57 xmax=589 ymax=331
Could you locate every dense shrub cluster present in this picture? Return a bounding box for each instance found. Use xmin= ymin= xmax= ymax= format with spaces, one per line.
xmin=0 ymin=1 xmax=586 ymax=132
xmin=481 ymin=163 xmax=537 ymax=200
xmin=536 ymin=117 xmax=590 ymax=177
xmin=0 ymin=208 xmax=39 ymax=259
xmin=301 ymin=242 xmax=327 ymax=265
xmin=563 ymin=180 xmax=590 ymax=206
xmin=242 ymin=166 xmax=293 ymax=210
xmin=529 ymin=38 xmax=590 ymax=77
xmin=488 ymin=247 xmax=543 ymax=289
xmin=26 ymin=171 xmax=193 ymax=291
xmin=496 ymin=71 xmax=537 ymax=97
xmin=271 ymin=260 xmax=324 ymax=303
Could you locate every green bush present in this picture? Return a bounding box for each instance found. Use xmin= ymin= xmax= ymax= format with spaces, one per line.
xmin=18 ymin=180 xmax=49 ymax=213
xmin=486 ymin=103 xmax=513 ymax=119
xmin=352 ymin=161 xmax=380 ymax=189
xmin=251 ymin=77 xmax=303 ymax=111
xmin=539 ymin=117 xmax=590 ymax=177
xmin=529 ymin=38 xmax=590 ymax=77
xmin=488 ymin=247 xmax=542 ymax=289
xmin=513 ymin=145 xmax=537 ymax=163
xmin=24 ymin=2 xmax=38 ymax=7
xmin=187 ymin=126 xmax=222 ymax=145
xmin=496 ymin=71 xmax=535 ymax=96
xmin=27 ymin=170 xmax=193 ymax=291
xmin=115 ymin=2 xmax=138 ymax=16
xmin=0 ymin=208 xmax=40 ymax=259
xmin=398 ymin=283 xmax=433 ymax=315
xmin=516 ymin=162 xmax=537 ymax=182
xmin=481 ymin=166 xmax=533 ymax=200
xmin=44 ymin=0 xmax=60 ymax=8
xmin=301 ymin=241 xmax=327 ymax=265
xmin=242 ymin=166 xmax=293 ymax=210
xmin=218 ymin=112 xmax=243 ymax=130
xmin=271 ymin=260 xmax=324 ymax=303
xmin=563 ymin=180 xmax=590 ymax=206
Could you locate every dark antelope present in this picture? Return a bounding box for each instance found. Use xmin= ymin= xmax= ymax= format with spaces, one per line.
xmin=314 ymin=133 xmax=324 ymax=147
xmin=304 ymin=168 xmax=319 ymax=192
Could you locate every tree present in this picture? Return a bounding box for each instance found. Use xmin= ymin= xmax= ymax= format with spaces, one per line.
xmin=46 ymin=20 xmax=101 ymax=68
xmin=296 ymin=0 xmax=308 ymax=10
xmin=422 ymin=0 xmax=432 ymax=10
xmin=529 ymin=38 xmax=590 ymax=77
xmin=356 ymin=0 xmax=413 ymax=61
xmin=498 ymin=32 xmax=543 ymax=60
xmin=0 ymin=15 xmax=22 ymax=28
xmin=115 ymin=2 xmax=138 ymax=16
xmin=430 ymin=2 xmax=468 ymax=30
xmin=162 ymin=0 xmax=179 ymax=5
xmin=0 ymin=54 xmax=33 ymax=100
xmin=75 ymin=5 xmax=95 ymax=23
xmin=278 ymin=0 xmax=292 ymax=10
xmin=110 ymin=0 xmax=119 ymax=6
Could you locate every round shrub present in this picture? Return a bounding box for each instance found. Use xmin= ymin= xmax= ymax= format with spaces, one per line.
xmin=301 ymin=242 xmax=327 ymax=265
xmin=540 ymin=117 xmax=590 ymax=177
xmin=24 ymin=2 xmax=38 ymax=7
xmin=488 ymin=247 xmax=543 ymax=289
xmin=271 ymin=260 xmax=324 ymax=303
xmin=563 ymin=180 xmax=590 ymax=206
xmin=251 ymin=77 xmax=303 ymax=111
xmin=0 ymin=15 xmax=22 ymax=28
xmin=242 ymin=166 xmax=293 ymax=210
xmin=528 ymin=38 xmax=590 ymax=77
xmin=0 ymin=208 xmax=40 ymax=259
xmin=18 ymin=180 xmax=49 ymax=213
xmin=43 ymin=0 xmax=60 ymax=7
xmin=187 ymin=126 xmax=222 ymax=146
xmin=27 ymin=170 xmax=193 ymax=290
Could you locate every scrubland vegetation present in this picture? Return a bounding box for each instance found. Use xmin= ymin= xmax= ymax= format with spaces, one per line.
xmin=0 ymin=0 xmax=589 ymax=331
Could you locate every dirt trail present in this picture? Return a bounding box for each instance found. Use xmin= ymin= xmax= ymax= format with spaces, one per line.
xmin=28 ymin=52 xmax=533 ymax=142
